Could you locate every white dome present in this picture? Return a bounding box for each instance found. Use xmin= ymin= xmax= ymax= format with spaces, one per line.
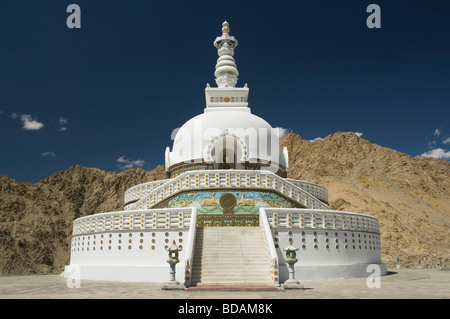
xmin=167 ymin=109 xmax=281 ymax=169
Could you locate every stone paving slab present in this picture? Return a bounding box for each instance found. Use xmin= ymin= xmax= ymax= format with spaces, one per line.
xmin=0 ymin=268 xmax=449 ymax=299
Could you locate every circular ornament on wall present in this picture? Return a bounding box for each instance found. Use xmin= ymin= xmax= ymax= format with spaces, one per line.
xmin=219 ymin=192 xmax=237 ymax=213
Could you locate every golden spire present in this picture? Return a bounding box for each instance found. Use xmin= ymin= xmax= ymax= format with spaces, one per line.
xmin=222 ymin=21 xmax=230 ymax=35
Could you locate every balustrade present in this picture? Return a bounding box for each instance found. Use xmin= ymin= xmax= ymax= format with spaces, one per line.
xmin=73 ymin=208 xmax=195 ymax=236
xmin=263 ymin=208 xmax=380 ymax=234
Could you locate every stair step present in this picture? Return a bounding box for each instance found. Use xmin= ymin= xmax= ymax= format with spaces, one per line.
xmin=195 ymin=280 xmax=274 ymax=285
xmin=192 ymin=266 xmax=271 ymax=272
xmin=193 ymin=280 xmax=274 ymax=285
xmin=193 ymin=260 xmax=269 ymax=265
xmin=192 ymin=260 xmax=269 ymax=265
xmin=192 ymin=275 xmax=272 ymax=281
xmin=192 ymin=273 xmax=272 ymax=278
xmin=192 ymin=277 xmax=271 ymax=280
xmin=193 ymin=253 xmax=268 ymax=258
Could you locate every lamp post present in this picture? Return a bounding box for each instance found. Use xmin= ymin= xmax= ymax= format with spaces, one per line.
xmin=282 ymin=244 xmax=303 ymax=289
xmin=161 ymin=240 xmax=185 ymax=290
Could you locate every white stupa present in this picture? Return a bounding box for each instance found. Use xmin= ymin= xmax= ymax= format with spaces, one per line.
xmin=64 ymin=22 xmax=386 ymax=287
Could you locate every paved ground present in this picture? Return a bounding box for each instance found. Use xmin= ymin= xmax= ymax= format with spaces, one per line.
xmin=0 ymin=268 xmax=449 ymax=299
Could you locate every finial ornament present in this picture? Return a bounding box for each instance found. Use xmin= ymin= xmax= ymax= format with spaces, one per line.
xmin=222 ymin=21 xmax=230 ymax=35
xmin=213 ymin=21 xmax=239 ymax=88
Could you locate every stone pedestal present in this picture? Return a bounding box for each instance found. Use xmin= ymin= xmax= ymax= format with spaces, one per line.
xmin=282 ymin=279 xmax=304 ymax=289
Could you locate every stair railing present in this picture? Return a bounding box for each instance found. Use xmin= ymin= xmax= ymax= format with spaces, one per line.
xmin=259 ymin=208 xmax=279 ymax=286
xmin=184 ymin=207 xmax=197 ymax=288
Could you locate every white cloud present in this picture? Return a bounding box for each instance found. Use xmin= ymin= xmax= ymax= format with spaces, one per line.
xmin=59 ymin=116 xmax=68 ymax=124
xmin=20 ymin=114 xmax=44 ymax=130
xmin=41 ymin=151 xmax=56 ymax=157
xmin=420 ymin=148 xmax=450 ymax=160
xmin=58 ymin=116 xmax=69 ymax=131
xmin=433 ymin=129 xmax=441 ymax=137
xmin=354 ymin=132 xmax=363 ymax=137
xmin=274 ymin=127 xmax=293 ymax=138
xmin=443 ymin=137 xmax=450 ymax=145
xmin=428 ymin=140 xmax=437 ymax=149
xmin=117 ymin=156 xmax=146 ymax=169
xmin=309 ymin=137 xmax=323 ymax=142
xmin=11 ymin=112 xmax=18 ymax=119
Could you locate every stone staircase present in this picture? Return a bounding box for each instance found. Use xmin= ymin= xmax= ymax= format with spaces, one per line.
xmin=191 ymin=227 xmax=274 ymax=286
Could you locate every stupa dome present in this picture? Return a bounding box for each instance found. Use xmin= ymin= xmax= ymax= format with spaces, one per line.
xmin=167 ymin=108 xmax=282 ymax=171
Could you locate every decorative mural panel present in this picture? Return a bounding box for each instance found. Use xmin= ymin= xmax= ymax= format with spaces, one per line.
xmin=160 ymin=190 xmax=294 ymax=214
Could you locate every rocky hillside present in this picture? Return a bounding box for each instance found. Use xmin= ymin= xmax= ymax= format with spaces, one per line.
xmin=0 ymin=165 xmax=166 ymax=275
xmin=281 ymin=132 xmax=450 ymax=269
xmin=0 ymin=132 xmax=449 ymax=275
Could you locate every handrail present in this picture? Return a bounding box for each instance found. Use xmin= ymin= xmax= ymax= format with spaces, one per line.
xmin=184 ymin=207 xmax=197 ymax=288
xmin=285 ymin=178 xmax=329 ymax=204
xmin=124 ymin=179 xmax=170 ymax=205
xmin=259 ymin=208 xmax=279 ymax=286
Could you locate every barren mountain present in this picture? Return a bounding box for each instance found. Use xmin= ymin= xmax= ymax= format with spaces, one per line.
xmin=0 ymin=132 xmax=449 ymax=275
xmin=281 ymin=132 xmax=450 ymax=269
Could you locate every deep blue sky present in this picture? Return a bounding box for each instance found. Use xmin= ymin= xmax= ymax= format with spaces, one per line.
xmin=1 ymin=0 xmax=449 ymax=183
